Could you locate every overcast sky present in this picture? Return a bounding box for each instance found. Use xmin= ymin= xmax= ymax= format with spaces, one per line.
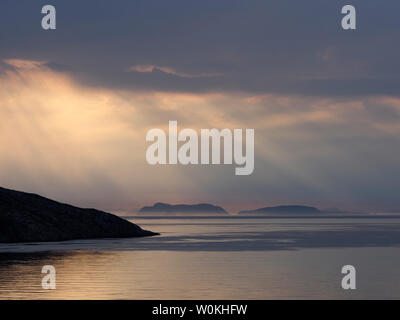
xmin=1 ymin=1 xmax=400 ymax=213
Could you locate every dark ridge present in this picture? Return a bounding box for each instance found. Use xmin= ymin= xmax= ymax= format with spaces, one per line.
xmin=139 ymin=202 xmax=228 ymax=215
xmin=0 ymin=186 xmax=158 ymax=243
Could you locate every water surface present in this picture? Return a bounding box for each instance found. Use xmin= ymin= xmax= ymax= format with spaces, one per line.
xmin=0 ymin=216 xmax=399 ymax=299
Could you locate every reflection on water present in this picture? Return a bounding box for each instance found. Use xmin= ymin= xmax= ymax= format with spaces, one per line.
xmin=0 ymin=217 xmax=400 ymax=299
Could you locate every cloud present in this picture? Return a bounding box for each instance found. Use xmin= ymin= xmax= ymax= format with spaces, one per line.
xmin=1 ymin=0 xmax=400 ymax=96
xmin=128 ymin=64 xmax=223 ymax=78
xmin=4 ymin=59 xmax=47 ymax=70
xmin=1 ymin=59 xmax=400 ymax=212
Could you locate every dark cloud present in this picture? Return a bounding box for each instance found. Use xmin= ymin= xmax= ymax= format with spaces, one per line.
xmin=1 ymin=0 xmax=400 ymax=95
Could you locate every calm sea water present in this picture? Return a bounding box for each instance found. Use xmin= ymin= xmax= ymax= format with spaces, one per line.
xmin=0 ymin=216 xmax=400 ymax=299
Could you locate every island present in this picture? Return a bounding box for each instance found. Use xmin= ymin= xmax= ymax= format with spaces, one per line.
xmin=0 ymin=186 xmax=158 ymax=243
xmin=239 ymin=205 xmax=321 ymax=215
xmin=139 ymin=202 xmax=228 ymax=215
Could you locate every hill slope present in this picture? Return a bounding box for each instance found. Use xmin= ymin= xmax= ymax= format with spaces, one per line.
xmin=0 ymin=187 xmax=158 ymax=243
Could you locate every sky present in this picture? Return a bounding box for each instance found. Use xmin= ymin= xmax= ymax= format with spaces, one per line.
xmin=1 ymin=0 xmax=400 ymax=213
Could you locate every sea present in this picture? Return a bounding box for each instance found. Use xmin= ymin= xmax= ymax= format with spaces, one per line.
xmin=0 ymin=215 xmax=399 ymax=299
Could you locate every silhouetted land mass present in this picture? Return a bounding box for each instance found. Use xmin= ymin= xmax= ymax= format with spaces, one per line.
xmin=139 ymin=202 xmax=228 ymax=215
xmin=239 ymin=205 xmax=321 ymax=215
xmin=0 ymin=187 xmax=158 ymax=243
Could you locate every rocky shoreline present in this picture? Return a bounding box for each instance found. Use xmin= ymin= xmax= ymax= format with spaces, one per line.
xmin=0 ymin=187 xmax=158 ymax=243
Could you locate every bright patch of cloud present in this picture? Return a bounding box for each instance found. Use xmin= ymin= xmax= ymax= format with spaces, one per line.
xmin=4 ymin=59 xmax=47 ymax=69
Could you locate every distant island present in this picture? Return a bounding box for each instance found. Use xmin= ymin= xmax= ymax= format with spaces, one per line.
xmin=239 ymin=205 xmax=321 ymax=215
xmin=139 ymin=202 xmax=228 ymax=215
xmin=0 ymin=186 xmax=158 ymax=243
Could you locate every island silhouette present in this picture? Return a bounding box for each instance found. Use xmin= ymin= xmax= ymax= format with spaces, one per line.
xmin=139 ymin=202 xmax=228 ymax=215
xmin=239 ymin=205 xmax=321 ymax=215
